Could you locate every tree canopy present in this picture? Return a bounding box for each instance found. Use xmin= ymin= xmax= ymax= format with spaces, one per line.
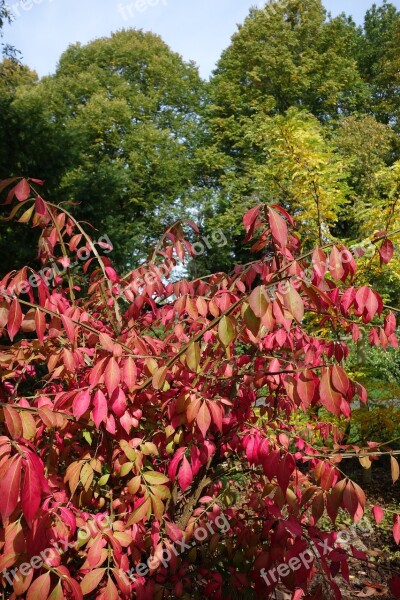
xmin=0 ymin=29 xmax=205 ymax=270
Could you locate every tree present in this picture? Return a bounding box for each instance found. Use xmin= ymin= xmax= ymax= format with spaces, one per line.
xmin=0 ymin=177 xmax=399 ymax=599
xmin=356 ymin=1 xmax=400 ymax=129
xmin=0 ymin=0 xmax=19 ymax=60
xmin=0 ymin=29 xmax=205 ymax=270
xmin=199 ymin=108 xmax=351 ymax=275
xmin=0 ymin=61 xmax=43 ymax=272
xmin=198 ymin=0 xmax=368 ymax=273
xmin=209 ymin=0 xmax=365 ymax=141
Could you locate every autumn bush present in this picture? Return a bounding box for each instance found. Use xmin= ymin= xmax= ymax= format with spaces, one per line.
xmin=0 ymin=177 xmax=399 ymax=600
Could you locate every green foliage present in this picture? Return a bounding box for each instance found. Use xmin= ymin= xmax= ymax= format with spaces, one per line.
xmin=346 ymin=344 xmax=400 ymax=447
xmin=356 ymin=0 xmax=400 ymax=128
xmin=190 ymin=0 xmax=400 ymax=277
xmin=0 ymin=29 xmax=205 ymax=270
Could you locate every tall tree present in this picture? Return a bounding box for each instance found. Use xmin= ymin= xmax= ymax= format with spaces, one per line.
xmin=1 ymin=29 xmax=205 ymax=270
xmin=200 ymin=0 xmax=400 ymax=274
xmin=356 ymin=1 xmax=400 ymax=128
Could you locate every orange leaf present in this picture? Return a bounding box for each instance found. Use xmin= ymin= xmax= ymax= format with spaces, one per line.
xmin=391 ymin=456 xmax=400 ymax=484
xmin=26 ymin=572 xmax=51 ymax=600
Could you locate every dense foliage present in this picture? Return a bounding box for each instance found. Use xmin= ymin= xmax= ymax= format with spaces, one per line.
xmin=0 ymin=30 xmax=205 ymax=270
xmin=0 ymin=178 xmax=399 ymax=599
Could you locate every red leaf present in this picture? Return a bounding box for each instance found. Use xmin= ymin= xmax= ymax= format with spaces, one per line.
xmin=296 ymin=370 xmax=315 ymax=407
xmin=99 ymin=332 xmax=114 ymax=353
xmin=379 ymin=238 xmax=394 ymax=264
xmin=168 ymin=447 xmax=186 ymax=480
xmin=104 ymin=357 xmax=121 ymax=396
xmin=111 ymin=387 xmax=127 ymax=417
xmin=8 ymin=298 xmax=23 ymax=341
xmin=356 ymin=382 xmax=368 ymax=403
xmin=152 ymin=366 xmax=168 ymax=390
xmin=0 ymin=455 xmax=22 ymax=520
xmin=364 ymin=289 xmax=379 ymax=323
xmin=165 ymin=521 xmax=184 ymax=542
xmin=122 ymin=357 xmax=137 ymax=391
xmin=343 ymin=481 xmax=364 ymax=523
xmin=61 ymin=315 xmax=76 ymax=343
xmin=14 ymin=179 xmax=31 ymax=202
xmin=372 ymin=505 xmax=384 ymax=525
xmin=92 ymin=390 xmax=108 ymax=428
xmin=105 ymin=576 xmax=119 ymax=600
xmin=208 ymin=401 xmax=223 ymax=431
xmin=197 ymin=402 xmax=211 ymax=437
xmin=73 ymin=390 xmax=91 ymax=420
xmin=331 ymin=364 xmax=349 ymax=394
xmin=243 ymin=205 xmax=260 ymax=235
xmin=312 ymin=248 xmax=327 ymax=279
xmin=390 ymin=575 xmax=400 ymax=598
xmin=21 ymin=457 xmax=42 ymax=521
xmin=89 ymin=357 xmax=107 ymax=388
xmin=34 ymin=196 xmax=47 ymax=216
xmin=271 ymin=204 xmax=294 ymax=226
xmin=178 ymin=456 xmax=193 ymax=491
xmin=394 ymin=515 xmax=400 ymax=545
xmin=320 ymin=368 xmax=342 ymax=416
xmin=350 ymin=546 xmax=367 ymax=561
xmin=80 ymin=568 xmax=106 ymax=595
xmin=268 ymin=206 xmax=288 ymax=248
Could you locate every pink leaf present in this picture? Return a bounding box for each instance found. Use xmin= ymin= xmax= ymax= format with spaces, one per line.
xmin=329 ymin=246 xmax=345 ymax=281
xmin=0 ymin=455 xmax=22 ymax=520
xmin=372 ymin=505 xmax=384 ymax=525
xmin=21 ymin=457 xmax=42 ymax=522
xmin=282 ymin=283 xmax=304 ymax=322
xmin=168 ymin=448 xmax=186 ymax=481
xmin=296 ymin=370 xmax=315 ymax=407
xmin=268 ymin=206 xmax=288 ymax=248
xmin=34 ymin=196 xmax=47 ymax=216
xmin=73 ymin=390 xmax=91 ymax=420
xmin=394 ymin=515 xmax=400 ymax=545
xmin=8 ymin=299 xmax=23 ymax=341
xmin=379 ymin=238 xmax=394 ymax=264
xmin=178 ymin=456 xmax=193 ymax=492
xmin=165 ymin=521 xmax=184 ymax=542
xmin=14 ymin=179 xmax=30 ymax=202
xmin=92 ymin=390 xmax=108 ymax=428
xmin=104 ymin=357 xmax=121 ymax=397
xmin=196 ymin=402 xmax=211 ymax=437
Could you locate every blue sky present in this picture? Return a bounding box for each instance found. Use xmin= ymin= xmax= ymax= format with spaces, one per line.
xmin=3 ymin=0 xmax=398 ymax=79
